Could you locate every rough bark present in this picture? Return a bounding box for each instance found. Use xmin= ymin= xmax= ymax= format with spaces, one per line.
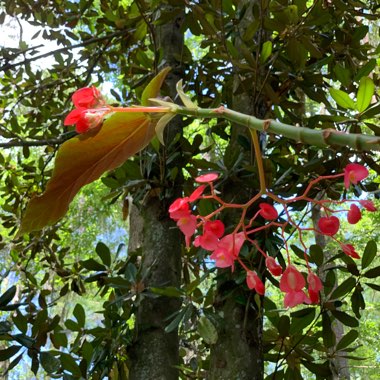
xmin=128 ymin=6 xmax=185 ymax=380
xmin=312 ymin=201 xmax=350 ymax=380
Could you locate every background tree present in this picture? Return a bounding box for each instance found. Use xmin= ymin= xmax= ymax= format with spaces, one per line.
xmin=0 ymin=0 xmax=379 ymax=379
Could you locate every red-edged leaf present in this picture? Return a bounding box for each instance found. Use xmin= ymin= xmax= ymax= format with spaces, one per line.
xmin=18 ymin=112 xmax=153 ymax=234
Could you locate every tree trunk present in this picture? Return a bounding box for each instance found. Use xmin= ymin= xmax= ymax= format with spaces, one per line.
xmin=312 ymin=201 xmax=350 ymax=380
xmin=128 ymin=6 xmax=185 ymax=380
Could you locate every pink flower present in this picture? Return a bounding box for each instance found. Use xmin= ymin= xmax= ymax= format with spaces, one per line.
xmin=177 ymin=214 xmax=197 ymax=238
xmin=259 ymin=203 xmax=278 ymax=220
xmin=359 ymin=200 xmax=376 ymax=212
xmin=246 ymin=271 xmax=265 ymax=295
xmin=280 ymin=265 xmax=310 ymax=308
xmin=209 ymin=232 xmax=245 ymax=268
xmin=318 ymin=216 xmax=340 ymax=236
xmin=347 ymin=204 xmax=361 ymax=224
xmin=194 ymin=231 xmax=219 ymax=251
xmin=341 ymin=243 xmax=360 ymax=259
xmin=169 ymin=198 xmax=190 ymax=220
xmin=72 ymin=86 xmax=104 ymax=108
xmin=344 ymin=163 xmax=368 ymax=189
xmin=307 ymin=272 xmax=322 ymax=304
xmin=195 ymin=173 xmax=219 ymax=183
xmin=189 ymin=185 xmax=206 ymax=202
xmin=265 ymin=256 xmax=282 ymax=276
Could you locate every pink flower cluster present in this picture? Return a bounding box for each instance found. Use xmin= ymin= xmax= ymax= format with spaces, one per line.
xmin=169 ymin=161 xmax=376 ymax=308
xmin=64 ymin=87 xmax=107 ymax=133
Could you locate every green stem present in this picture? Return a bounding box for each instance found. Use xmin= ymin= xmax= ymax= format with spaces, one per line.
xmin=249 ymin=129 xmax=266 ymax=193
xmin=174 ymin=106 xmax=380 ymax=152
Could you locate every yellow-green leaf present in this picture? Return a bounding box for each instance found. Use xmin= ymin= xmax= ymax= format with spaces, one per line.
xmin=260 ymin=41 xmax=272 ymax=63
xmin=329 ymin=88 xmax=356 ymax=110
xmin=141 ymin=66 xmax=171 ymax=106
xmin=18 ymin=112 xmax=153 ymax=235
xmin=356 ymin=76 xmax=375 ymax=113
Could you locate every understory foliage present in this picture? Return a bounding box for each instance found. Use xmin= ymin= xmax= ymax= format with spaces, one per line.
xmin=0 ymin=0 xmax=380 ymax=379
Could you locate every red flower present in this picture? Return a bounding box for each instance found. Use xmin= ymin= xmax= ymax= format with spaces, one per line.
xmin=72 ymin=86 xmax=104 ymax=108
xmin=169 ymin=197 xmax=190 ymax=220
xmin=359 ymin=200 xmax=376 ymax=212
xmin=204 ymin=220 xmax=224 ymax=238
xmin=189 ymin=185 xmax=206 ymax=202
xmin=265 ymin=256 xmax=282 ymax=276
xmin=344 ymin=163 xmax=368 ymax=189
xmin=307 ymin=272 xmax=322 ymax=304
xmin=318 ymin=216 xmax=340 ymax=236
xmin=246 ymin=271 xmax=265 ymax=295
xmin=347 ymin=204 xmax=361 ymax=224
xmin=280 ymin=265 xmax=310 ymax=308
xmin=341 ymin=243 xmax=360 ymax=259
xmin=195 ymin=173 xmax=219 ymax=183
xmin=64 ymin=87 xmax=106 ymax=133
xmin=259 ymin=203 xmax=278 ymax=220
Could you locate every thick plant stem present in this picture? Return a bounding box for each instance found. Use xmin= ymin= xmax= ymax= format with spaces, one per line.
xmin=173 ymin=106 xmax=380 ymax=151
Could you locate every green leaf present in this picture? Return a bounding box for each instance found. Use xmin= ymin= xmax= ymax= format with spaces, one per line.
xmin=290 ymin=308 xmax=315 ymax=334
xmin=60 ymin=353 xmax=82 ymax=377
xmin=141 ymin=67 xmax=171 ymax=106
xmin=197 ymin=315 xmax=218 ymax=345
xmin=309 ymin=244 xmax=323 ymax=266
xmin=260 ymin=41 xmax=272 ymax=63
xmin=356 ymin=77 xmax=375 ymax=112
xmin=336 ymin=329 xmax=359 ymax=351
xmin=329 ymin=88 xmax=355 ymax=109
xmin=0 ymin=345 xmax=22 ymax=361
xmin=96 ymin=242 xmax=111 ymax=267
xmin=330 ymin=277 xmax=356 ymax=299
xmin=365 ymin=282 xmax=380 ymax=291
xmin=73 ymin=304 xmax=86 ymax=328
xmin=176 ymin=80 xmax=197 ymax=109
xmin=0 ymin=286 xmax=16 ymax=308
xmin=331 ymin=310 xmax=358 ymax=327
xmin=363 ymin=265 xmax=380 ymax=279
xmin=79 ymin=259 xmax=106 ymax=272
xmin=322 ymin=313 xmax=335 ymax=348
xmin=155 ymin=113 xmax=176 ymax=145
xmin=150 ymin=286 xmax=183 ymax=298
xmin=277 ymin=315 xmax=290 ymax=337
xmin=361 ymin=240 xmax=377 ymax=269
xmin=40 ymin=351 xmax=60 ymax=374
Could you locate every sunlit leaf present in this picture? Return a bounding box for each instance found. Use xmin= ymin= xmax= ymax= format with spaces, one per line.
xmin=141 ymin=66 xmax=171 ymax=106
xmin=197 ymin=315 xmax=218 ymax=345
xmin=361 ymin=240 xmax=377 ymax=269
xmin=260 ymin=41 xmax=272 ymax=63
xmin=356 ymin=77 xmax=375 ymax=112
xmin=329 ymin=88 xmax=355 ymax=109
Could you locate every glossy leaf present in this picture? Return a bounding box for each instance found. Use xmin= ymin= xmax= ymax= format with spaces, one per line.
xmin=363 ymin=265 xmax=380 ymax=279
xmin=0 ymin=345 xmax=21 ymax=361
xmin=361 ymin=240 xmax=377 ymax=269
xmin=0 ymin=286 xmax=16 ymax=308
xmin=260 ymin=41 xmax=272 ymax=63
xmin=40 ymin=351 xmax=60 ymax=374
xmin=18 ymin=113 xmax=153 ymax=235
xmin=96 ymin=242 xmax=111 ymax=267
xmin=329 ymin=88 xmax=356 ymax=110
xmin=197 ymin=315 xmax=218 ymax=345
xmin=336 ymin=329 xmax=359 ymax=351
xmin=356 ymin=77 xmax=375 ymax=112
xmin=330 ymin=277 xmax=356 ymax=299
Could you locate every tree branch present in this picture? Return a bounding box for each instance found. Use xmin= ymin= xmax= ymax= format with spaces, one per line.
xmin=0 ymin=134 xmax=76 ymax=149
xmin=0 ymin=30 xmax=129 ymax=72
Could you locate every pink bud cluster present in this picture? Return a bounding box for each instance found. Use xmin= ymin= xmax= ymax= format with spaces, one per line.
xmin=169 ymin=164 xmax=376 ymax=308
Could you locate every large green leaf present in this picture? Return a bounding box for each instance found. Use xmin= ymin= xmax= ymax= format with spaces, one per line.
xmin=356 ymin=77 xmax=375 ymax=112
xmin=329 ymin=88 xmax=355 ymax=109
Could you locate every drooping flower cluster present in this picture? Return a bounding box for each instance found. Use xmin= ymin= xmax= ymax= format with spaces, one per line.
xmin=169 ymin=163 xmax=376 ymax=308
xmin=64 ymin=87 xmax=107 ymax=133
